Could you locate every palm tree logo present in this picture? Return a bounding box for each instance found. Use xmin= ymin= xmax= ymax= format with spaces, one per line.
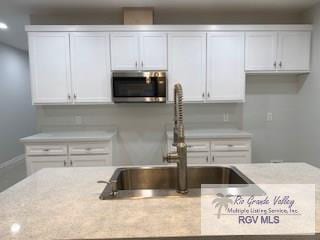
xmin=212 ymin=193 xmax=233 ymax=219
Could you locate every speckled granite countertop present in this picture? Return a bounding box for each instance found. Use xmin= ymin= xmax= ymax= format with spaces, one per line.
xmin=0 ymin=163 xmax=319 ymax=239
xmin=20 ymin=131 xmax=116 ymax=143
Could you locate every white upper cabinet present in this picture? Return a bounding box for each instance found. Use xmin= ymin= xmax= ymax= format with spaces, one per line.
xmin=140 ymin=32 xmax=167 ymax=70
xmin=245 ymin=31 xmax=311 ymax=72
xmin=26 ymin=25 xmax=312 ymax=105
xmin=277 ymin=31 xmax=311 ymax=71
xmin=110 ymin=32 xmax=140 ymax=70
xmin=70 ymin=32 xmax=111 ymax=103
xmin=168 ymin=32 xmax=206 ymax=102
xmin=28 ymin=32 xmax=72 ymax=104
xmin=207 ymin=32 xmax=245 ymax=102
xmin=110 ymin=32 xmax=167 ymax=71
xmin=245 ymin=32 xmax=278 ymax=71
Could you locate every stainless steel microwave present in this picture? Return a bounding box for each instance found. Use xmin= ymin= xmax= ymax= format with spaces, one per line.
xmin=112 ymin=71 xmax=167 ymax=103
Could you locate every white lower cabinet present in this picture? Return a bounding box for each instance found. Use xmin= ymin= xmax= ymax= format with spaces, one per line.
xmin=25 ymin=141 xmax=113 ymax=175
xmin=167 ymin=138 xmax=251 ymax=164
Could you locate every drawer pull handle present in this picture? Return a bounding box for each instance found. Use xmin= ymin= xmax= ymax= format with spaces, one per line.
xmin=206 ymin=156 xmax=209 ymax=162
xmin=43 ymin=149 xmax=50 ymax=152
xmin=64 ymin=160 xmax=66 ymax=167
xmin=228 ymin=145 xmax=233 ymax=147
xmin=187 ymin=145 xmax=206 ymax=148
xmin=86 ymin=148 xmax=91 ymax=151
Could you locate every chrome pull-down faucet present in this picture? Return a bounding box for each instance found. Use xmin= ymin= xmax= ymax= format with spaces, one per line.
xmin=164 ymin=83 xmax=188 ymax=194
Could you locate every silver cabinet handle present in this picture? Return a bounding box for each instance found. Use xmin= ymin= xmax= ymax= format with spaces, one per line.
xmin=68 ymin=94 xmax=71 ymax=100
xmin=279 ymin=61 xmax=283 ymax=68
xmin=212 ymin=156 xmax=215 ymax=162
xmin=141 ymin=61 xmax=144 ymax=68
xmin=202 ymin=92 xmax=205 ymax=98
xmin=70 ymin=160 xmax=73 ymax=166
xmin=73 ymin=93 xmax=77 ymax=100
xmin=206 ymin=156 xmax=209 ymax=163
xmin=207 ymin=92 xmax=210 ymax=98
xmin=135 ymin=61 xmax=138 ymax=69
xmin=64 ymin=160 xmax=66 ymax=167
xmin=273 ymin=61 xmax=277 ymax=68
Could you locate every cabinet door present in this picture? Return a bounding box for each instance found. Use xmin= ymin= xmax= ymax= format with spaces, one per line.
xmin=28 ymin=156 xmax=67 ymax=175
xmin=168 ymin=32 xmax=206 ymax=102
xmin=140 ymin=32 xmax=167 ymax=70
xmin=277 ymin=31 xmax=311 ymax=72
xmin=110 ymin=33 xmax=139 ymax=70
xmin=245 ymin=32 xmax=278 ymax=71
xmin=28 ymin=32 xmax=72 ymax=104
xmin=70 ymin=155 xmax=111 ymax=167
xmin=188 ymin=152 xmax=210 ymax=164
xmin=207 ymin=32 xmax=245 ymax=102
xmin=212 ymin=152 xmax=251 ymax=164
xmin=70 ymin=32 xmax=111 ymax=103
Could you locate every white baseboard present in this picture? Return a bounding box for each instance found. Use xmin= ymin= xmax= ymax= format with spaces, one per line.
xmin=0 ymin=154 xmax=25 ymax=169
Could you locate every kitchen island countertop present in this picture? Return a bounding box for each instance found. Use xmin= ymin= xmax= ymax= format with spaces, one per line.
xmin=0 ymin=163 xmax=319 ymax=239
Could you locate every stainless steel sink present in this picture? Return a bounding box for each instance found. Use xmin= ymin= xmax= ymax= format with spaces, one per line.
xmin=99 ymin=166 xmax=264 ymax=200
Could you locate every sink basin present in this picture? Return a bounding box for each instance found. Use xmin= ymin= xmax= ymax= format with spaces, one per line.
xmin=99 ymin=166 xmax=264 ymax=200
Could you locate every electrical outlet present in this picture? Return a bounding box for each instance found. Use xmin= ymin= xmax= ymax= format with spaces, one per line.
xmin=223 ymin=113 xmax=229 ymax=122
xmin=267 ymin=112 xmax=273 ymax=121
xmin=75 ymin=116 xmax=82 ymax=125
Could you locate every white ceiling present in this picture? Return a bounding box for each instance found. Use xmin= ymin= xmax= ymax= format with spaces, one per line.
xmin=0 ymin=0 xmax=319 ymax=50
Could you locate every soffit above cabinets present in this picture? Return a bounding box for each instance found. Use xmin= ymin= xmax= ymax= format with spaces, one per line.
xmin=25 ymin=24 xmax=313 ymax=32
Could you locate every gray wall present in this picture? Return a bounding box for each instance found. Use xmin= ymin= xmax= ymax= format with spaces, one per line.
xmin=295 ymin=3 xmax=320 ymax=168
xmin=34 ymin=10 xmax=304 ymax=165
xmin=244 ymin=75 xmax=299 ymax=163
xmin=0 ymin=43 xmax=36 ymax=164
xmin=30 ymin=9 xmax=305 ymax=25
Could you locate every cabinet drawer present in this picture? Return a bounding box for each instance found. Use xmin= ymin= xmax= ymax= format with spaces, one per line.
xmin=26 ymin=144 xmax=67 ymax=156
xmin=70 ymin=155 xmax=112 ymax=167
xmin=212 ymin=140 xmax=250 ymax=152
xmin=187 ymin=141 xmax=210 ymax=152
xmin=168 ymin=140 xmax=210 ymax=152
xmin=69 ymin=143 xmax=111 ymax=155
xmin=212 ymin=151 xmax=250 ymax=164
